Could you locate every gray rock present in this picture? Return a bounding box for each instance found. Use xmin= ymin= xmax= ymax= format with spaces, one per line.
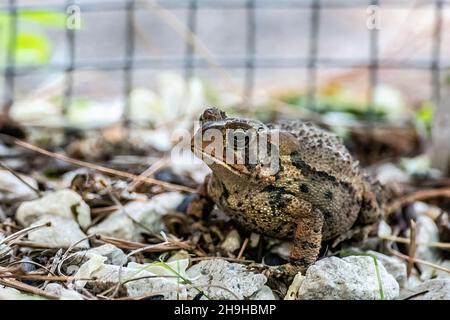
xmin=28 ymin=216 xmax=90 ymax=248
xmin=297 ymin=256 xmax=399 ymax=300
xmin=186 ymin=259 xmax=267 ymax=300
xmin=74 ymin=256 xmax=189 ymax=300
xmin=88 ymin=192 xmax=184 ymax=241
xmin=414 ymin=215 xmax=441 ymax=280
xmin=251 ymin=285 xmax=277 ymax=300
xmin=270 ymin=241 xmax=292 ymax=260
xmin=409 ymin=279 xmax=450 ymax=300
xmin=0 ymin=170 xmax=38 ymax=204
xmin=72 ymin=244 xmax=128 ymax=266
xmin=16 ymin=189 xmax=91 ymax=230
xmin=88 ymin=211 xmax=137 ymax=241
xmin=93 ymin=264 xmax=186 ymax=299
xmin=220 ymin=229 xmax=241 ymax=254
xmin=44 ymin=283 xmax=84 ymax=300
xmin=0 ymin=286 xmax=45 ymax=300
xmin=366 ymin=251 xmax=407 ymax=287
xmin=87 ymin=244 xmax=128 ymax=266
xmin=0 ymin=233 xmax=9 ymax=257
xmin=435 ymin=261 xmax=450 ymax=279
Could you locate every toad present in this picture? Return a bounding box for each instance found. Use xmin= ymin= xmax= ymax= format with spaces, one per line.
xmin=191 ymin=107 xmax=384 ymax=276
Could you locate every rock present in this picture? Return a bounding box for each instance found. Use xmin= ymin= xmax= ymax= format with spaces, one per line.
xmin=270 ymin=241 xmax=292 ymax=261
xmin=435 ymin=260 xmax=450 ymax=279
xmin=249 ymin=233 xmax=261 ymax=248
xmin=404 ymin=272 xmax=422 ymax=290
xmin=186 ymin=259 xmax=267 ymax=300
xmin=0 ymin=170 xmax=38 ymax=204
xmin=220 ymin=229 xmax=241 ymax=254
xmin=377 ymin=220 xmax=392 ymax=237
xmin=87 ymin=244 xmax=128 ymax=266
xmin=16 ymin=189 xmax=91 ymax=230
xmin=0 ymin=233 xmax=10 ymax=256
xmin=28 ymin=216 xmax=89 ymax=248
xmin=0 ymin=286 xmax=45 ymax=300
xmin=251 ymin=285 xmax=277 ymax=300
xmin=375 ymin=163 xmax=410 ymax=185
xmin=297 ymin=256 xmax=399 ymax=300
xmin=44 ymin=283 xmax=84 ymax=300
xmin=413 ymin=201 xmax=443 ymax=221
xmin=71 ymin=244 xmax=128 ymax=266
xmin=408 ymin=279 xmax=450 ymax=300
xmin=436 ymin=212 xmax=450 ymax=259
xmin=88 ymin=192 xmax=184 ymax=241
xmin=74 ymin=256 xmax=190 ymax=299
xmin=413 ymin=215 xmax=441 ymax=280
xmin=88 ymin=211 xmax=137 ymax=241
xmin=366 ymin=251 xmax=407 ymax=287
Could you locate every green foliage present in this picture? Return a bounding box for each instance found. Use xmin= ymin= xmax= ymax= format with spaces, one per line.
xmin=279 ymin=92 xmax=386 ymax=121
xmin=19 ymin=10 xmax=66 ymax=27
xmin=0 ymin=10 xmax=65 ymax=67
xmin=415 ymin=101 xmax=434 ymax=133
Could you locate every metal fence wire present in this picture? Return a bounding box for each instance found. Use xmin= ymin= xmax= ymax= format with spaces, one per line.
xmin=1 ymin=0 xmax=448 ymax=124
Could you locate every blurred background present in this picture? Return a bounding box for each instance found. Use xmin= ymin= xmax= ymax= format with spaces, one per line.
xmin=1 ymin=0 xmax=450 ymax=170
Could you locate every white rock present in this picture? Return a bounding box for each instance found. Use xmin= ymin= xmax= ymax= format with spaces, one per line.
xmin=71 ymin=244 xmax=128 ymax=266
xmin=74 ymin=256 xmax=189 ymax=299
xmin=271 ymin=241 xmax=292 ymax=260
xmin=404 ymin=272 xmax=423 ymax=290
xmin=375 ymin=163 xmax=410 ymax=185
xmin=0 ymin=286 xmax=45 ymax=300
xmin=11 ymin=98 xmax=62 ymax=125
xmin=0 ymin=170 xmax=38 ymax=204
xmin=377 ymin=220 xmax=392 ymax=238
xmin=186 ymin=259 xmax=267 ymax=300
xmin=413 ymin=201 xmax=443 ymax=220
xmin=366 ymin=251 xmax=407 ymax=287
xmin=220 ymin=229 xmax=241 ymax=253
xmin=16 ymin=189 xmax=91 ymax=230
xmin=249 ymin=233 xmax=261 ymax=248
xmin=44 ymin=283 xmax=84 ymax=300
xmin=88 ymin=211 xmax=137 ymax=241
xmin=88 ymin=193 xmax=184 ymax=241
xmin=413 ymin=215 xmax=441 ymax=280
xmin=297 ymin=256 xmax=399 ymax=300
xmin=28 ymin=216 xmax=89 ymax=248
xmin=0 ymin=233 xmax=10 ymax=257
xmin=409 ymin=279 xmax=450 ymax=300
xmin=87 ymin=244 xmax=128 ymax=266
xmin=251 ymin=285 xmax=277 ymax=300
xmin=435 ymin=260 xmax=450 ymax=279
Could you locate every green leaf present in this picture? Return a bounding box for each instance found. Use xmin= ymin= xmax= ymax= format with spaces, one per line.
xmin=19 ymin=10 xmax=66 ymax=28
xmin=415 ymin=102 xmax=434 ymax=126
xmin=14 ymin=32 xmax=51 ymax=65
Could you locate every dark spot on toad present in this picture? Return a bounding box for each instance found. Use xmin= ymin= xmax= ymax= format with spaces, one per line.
xmin=300 ymin=184 xmax=309 ymax=193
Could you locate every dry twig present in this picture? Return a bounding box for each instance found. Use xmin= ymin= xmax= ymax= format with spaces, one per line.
xmin=11 ymin=137 xmax=195 ymax=193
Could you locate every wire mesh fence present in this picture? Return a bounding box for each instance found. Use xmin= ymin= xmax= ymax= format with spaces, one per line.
xmin=1 ymin=0 xmax=448 ymax=125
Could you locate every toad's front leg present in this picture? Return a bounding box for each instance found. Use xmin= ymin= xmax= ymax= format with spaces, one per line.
xmin=261 ymin=200 xmax=324 ymax=278
xmin=273 ymin=207 xmax=324 ymax=277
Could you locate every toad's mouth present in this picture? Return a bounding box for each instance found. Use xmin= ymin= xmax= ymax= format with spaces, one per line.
xmin=192 ymin=146 xmax=243 ymax=176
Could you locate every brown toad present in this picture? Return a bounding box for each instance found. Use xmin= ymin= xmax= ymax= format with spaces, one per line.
xmin=191 ymin=107 xmax=384 ymax=275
